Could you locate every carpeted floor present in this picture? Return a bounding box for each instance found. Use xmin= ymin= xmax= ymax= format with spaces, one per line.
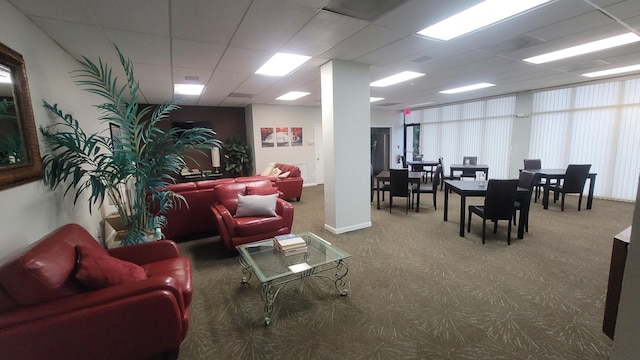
xmin=176 ymin=185 xmax=634 ymax=359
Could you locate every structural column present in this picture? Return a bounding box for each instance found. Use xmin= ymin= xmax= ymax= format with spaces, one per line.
xmin=321 ymin=60 xmax=371 ymax=234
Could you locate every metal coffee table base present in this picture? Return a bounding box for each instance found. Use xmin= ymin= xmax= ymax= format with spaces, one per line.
xmin=240 ymin=257 xmax=349 ymax=326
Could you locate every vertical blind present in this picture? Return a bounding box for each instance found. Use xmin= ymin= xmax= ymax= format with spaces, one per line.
xmin=413 ymin=96 xmax=515 ymax=179
xmin=530 ymin=78 xmax=640 ymax=201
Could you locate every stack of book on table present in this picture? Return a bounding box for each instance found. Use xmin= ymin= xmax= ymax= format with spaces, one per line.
xmin=273 ymin=234 xmax=307 ymax=256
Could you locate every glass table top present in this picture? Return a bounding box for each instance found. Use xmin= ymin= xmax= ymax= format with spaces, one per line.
xmin=236 ymin=232 xmax=351 ymax=283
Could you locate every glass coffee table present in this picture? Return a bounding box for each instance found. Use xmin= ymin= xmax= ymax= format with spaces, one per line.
xmin=236 ymin=232 xmax=351 ymax=325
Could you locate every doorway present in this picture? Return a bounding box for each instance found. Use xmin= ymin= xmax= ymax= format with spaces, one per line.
xmin=371 ymin=128 xmax=390 ymax=175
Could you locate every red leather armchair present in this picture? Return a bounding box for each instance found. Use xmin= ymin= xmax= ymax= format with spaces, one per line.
xmin=211 ymin=179 xmax=294 ymax=251
xmin=0 ymin=224 xmax=192 ymax=360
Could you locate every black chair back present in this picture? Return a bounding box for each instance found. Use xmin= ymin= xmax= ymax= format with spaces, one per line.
xmin=563 ymin=164 xmax=591 ymax=193
xmin=523 ymin=159 xmax=542 ymax=170
xmin=390 ymin=169 xmax=409 ymax=196
xmin=518 ymin=170 xmax=537 ymax=192
xmin=484 ymin=179 xmax=519 ymax=220
xmin=463 ymin=156 xmax=477 ymax=165
xmin=433 ymin=164 xmax=442 ymax=191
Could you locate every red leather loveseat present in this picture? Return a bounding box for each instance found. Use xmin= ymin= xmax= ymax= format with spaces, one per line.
xmin=245 ymin=163 xmax=304 ymax=201
xmin=0 ymin=224 xmax=192 ymax=360
xmin=212 ymin=179 xmax=294 ymax=251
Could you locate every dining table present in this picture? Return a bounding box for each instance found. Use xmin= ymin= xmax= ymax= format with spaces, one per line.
xmin=407 ymin=160 xmax=440 ymax=183
xmin=525 ymin=168 xmax=597 ymax=210
xmin=375 ymin=170 xmax=424 ymax=212
xmin=449 ymin=164 xmax=489 ymax=180
xmin=443 ymin=179 xmax=530 ymax=239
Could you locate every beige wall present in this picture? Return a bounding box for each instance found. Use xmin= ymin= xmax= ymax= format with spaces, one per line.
xmin=0 ymin=0 xmax=104 ymax=263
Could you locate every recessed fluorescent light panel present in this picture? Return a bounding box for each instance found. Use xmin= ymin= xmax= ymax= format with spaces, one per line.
xmin=174 ymin=84 xmax=204 ymax=95
xmin=370 ymin=71 xmax=425 ymax=87
xmin=276 ymin=91 xmax=310 ymax=101
xmin=256 ymin=53 xmax=311 ymax=76
xmin=523 ymin=33 xmax=640 ymax=64
xmin=582 ymin=64 xmax=640 ymax=78
xmin=417 ymin=0 xmax=552 ymax=41
xmin=440 ymin=83 xmax=495 ymax=94
xmin=370 ymin=97 xmax=385 ymax=103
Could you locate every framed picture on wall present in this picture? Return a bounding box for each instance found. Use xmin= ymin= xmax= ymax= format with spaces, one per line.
xmin=276 ymin=127 xmax=289 ymax=147
xmin=261 ymin=127 xmax=274 ymax=147
xmin=291 ymin=127 xmax=302 ymax=146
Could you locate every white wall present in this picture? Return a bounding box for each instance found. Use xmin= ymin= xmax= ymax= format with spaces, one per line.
xmin=246 ymin=104 xmax=401 ymax=185
xmin=246 ymin=104 xmax=321 ymax=184
xmin=0 ymin=0 xmax=104 ymax=264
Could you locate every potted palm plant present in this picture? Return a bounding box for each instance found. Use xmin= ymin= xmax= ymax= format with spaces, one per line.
xmin=39 ymin=46 xmax=221 ymax=245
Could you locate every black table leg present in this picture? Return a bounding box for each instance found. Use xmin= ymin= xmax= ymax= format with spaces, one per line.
xmin=459 ymin=195 xmax=466 ymax=237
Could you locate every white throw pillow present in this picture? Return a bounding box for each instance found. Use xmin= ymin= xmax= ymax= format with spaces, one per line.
xmin=271 ymin=167 xmax=282 ymax=177
xmin=277 ymin=171 xmax=290 ymax=179
xmin=260 ymin=163 xmax=276 ymax=176
xmin=235 ymin=194 xmax=278 ymax=217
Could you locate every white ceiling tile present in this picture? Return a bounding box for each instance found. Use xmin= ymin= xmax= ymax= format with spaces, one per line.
xmin=103 ymin=29 xmax=170 ymax=66
xmin=84 ymin=0 xmax=169 ymax=36
xmin=8 ymin=0 xmax=92 ymax=24
xmin=357 ymin=35 xmax=434 ymax=66
xmin=230 ymin=0 xmax=318 ymax=51
xmin=603 ymin=1 xmax=640 ymax=20
xmin=172 ymin=67 xmax=213 ymax=85
xmin=281 ymin=10 xmax=368 ymax=56
xmin=320 ymin=24 xmax=407 ymax=60
xmin=171 ymin=0 xmax=251 ymax=44
xmin=172 ymin=40 xmax=225 ymax=69
xmin=217 ymin=47 xmax=271 ymax=73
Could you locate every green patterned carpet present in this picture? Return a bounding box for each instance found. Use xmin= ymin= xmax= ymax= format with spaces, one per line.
xmin=176 ymin=185 xmax=633 ymax=359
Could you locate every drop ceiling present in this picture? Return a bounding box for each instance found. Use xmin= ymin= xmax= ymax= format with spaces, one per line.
xmin=8 ymin=0 xmax=640 ymax=110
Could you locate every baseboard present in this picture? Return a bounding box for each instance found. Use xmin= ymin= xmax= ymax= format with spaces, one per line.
xmin=324 ymin=221 xmax=372 ymax=234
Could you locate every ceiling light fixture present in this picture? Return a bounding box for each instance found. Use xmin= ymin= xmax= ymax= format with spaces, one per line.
xmin=174 ymin=84 xmax=204 ymax=95
xmin=417 ymin=0 xmax=552 ymax=41
xmin=276 ymin=91 xmax=310 ymax=101
xmin=440 ymin=82 xmax=495 ymax=94
xmin=582 ymin=64 xmax=640 ymax=78
xmin=523 ymin=33 xmax=640 ymax=64
xmin=256 ymin=53 xmax=311 ymax=76
xmin=370 ymin=97 xmax=385 ymax=103
xmin=370 ymin=71 xmax=425 ymax=87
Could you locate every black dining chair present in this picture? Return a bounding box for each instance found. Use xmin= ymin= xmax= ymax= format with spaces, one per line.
xmin=460 ymin=156 xmax=478 ymax=179
xmin=513 ymin=170 xmax=537 ymax=233
xmin=389 ymin=168 xmax=410 ymax=214
xmin=523 ymin=158 xmax=544 ymax=202
xmin=468 ymin=179 xmax=519 ymax=245
xmin=549 ymin=164 xmax=592 ymax=211
xmin=411 ymin=164 xmax=442 ymax=210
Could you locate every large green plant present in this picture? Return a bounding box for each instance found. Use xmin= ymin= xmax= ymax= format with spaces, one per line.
xmin=223 ymin=136 xmax=252 ymax=176
xmin=39 ymin=46 xmax=221 ymax=245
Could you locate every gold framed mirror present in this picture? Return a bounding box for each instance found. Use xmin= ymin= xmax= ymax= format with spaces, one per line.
xmin=0 ymin=42 xmax=42 ymax=190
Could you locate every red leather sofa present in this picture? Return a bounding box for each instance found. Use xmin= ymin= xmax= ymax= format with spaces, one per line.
xmin=212 ymin=179 xmax=294 ymax=251
xmin=244 ymin=163 xmax=303 ymax=201
xmin=0 ymin=224 xmax=192 ymax=360
xmin=159 ymin=178 xmax=235 ymax=239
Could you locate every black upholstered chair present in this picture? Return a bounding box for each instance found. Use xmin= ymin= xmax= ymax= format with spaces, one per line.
xmin=459 ymin=156 xmax=478 ymax=179
xmin=549 ymin=164 xmax=592 ymax=211
xmin=411 ymin=164 xmax=442 ymax=210
xmin=389 ymin=168 xmax=410 ymax=214
xmin=513 ymin=170 xmax=537 ymax=233
xmin=468 ymin=179 xmax=519 ymax=245
xmin=523 ymin=158 xmax=544 ymax=202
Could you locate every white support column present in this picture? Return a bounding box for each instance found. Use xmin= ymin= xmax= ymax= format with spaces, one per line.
xmin=321 ymin=60 xmax=371 ymax=234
